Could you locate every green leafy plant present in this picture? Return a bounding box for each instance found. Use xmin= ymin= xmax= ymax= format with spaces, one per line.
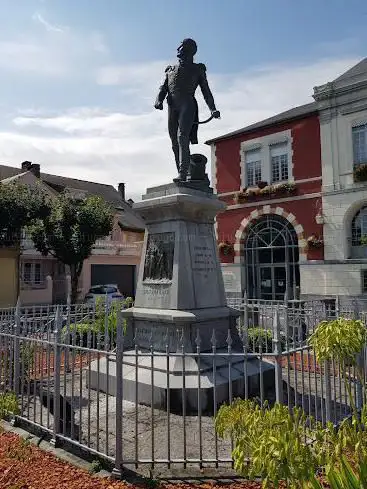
xmin=354 ymin=163 xmax=367 ymax=182
xmin=360 ymin=234 xmax=367 ymax=246
xmin=216 ymin=400 xmax=325 ymax=489
xmin=0 ymin=182 xmax=50 ymax=248
xmin=29 ymin=193 xmax=113 ymax=302
xmin=0 ymin=392 xmax=20 ymax=419
xmin=309 ymin=457 xmax=367 ymax=488
xmin=246 ymin=327 xmax=286 ymax=353
xmin=89 ymin=459 xmax=103 ymax=474
xmin=62 ymin=297 xmax=131 ymax=347
xmin=1 ymin=343 xmax=35 ymax=390
xmin=309 ymin=317 xmax=367 ymax=467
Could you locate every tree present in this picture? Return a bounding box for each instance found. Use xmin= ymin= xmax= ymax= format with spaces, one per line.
xmin=29 ymin=193 xmax=113 ymax=303
xmin=0 ymin=182 xmax=50 ymax=247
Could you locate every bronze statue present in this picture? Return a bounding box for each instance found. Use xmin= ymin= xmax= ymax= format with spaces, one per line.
xmin=154 ymin=38 xmax=220 ymax=182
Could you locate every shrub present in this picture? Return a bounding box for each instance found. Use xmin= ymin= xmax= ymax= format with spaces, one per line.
xmin=247 ymin=327 xmax=286 ymax=353
xmin=215 ymin=400 xmax=325 ymax=488
xmin=62 ymin=297 xmax=131 ymax=347
xmin=0 ymin=392 xmax=19 ymax=419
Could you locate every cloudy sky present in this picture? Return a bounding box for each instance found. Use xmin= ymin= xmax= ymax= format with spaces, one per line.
xmin=0 ymin=0 xmax=366 ymax=200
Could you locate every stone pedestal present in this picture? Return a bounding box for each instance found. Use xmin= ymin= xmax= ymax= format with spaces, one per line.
xmin=89 ymin=181 xmax=275 ymax=412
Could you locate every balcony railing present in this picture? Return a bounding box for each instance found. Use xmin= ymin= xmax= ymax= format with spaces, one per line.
xmin=20 ymin=233 xmax=142 ymax=257
xmin=92 ymin=240 xmax=142 ymax=256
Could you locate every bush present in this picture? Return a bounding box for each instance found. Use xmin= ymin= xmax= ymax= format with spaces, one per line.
xmin=215 ymin=317 xmax=367 ymax=488
xmin=216 ymin=400 xmax=325 ymax=488
xmin=247 ymin=327 xmax=286 ymax=353
xmin=0 ymin=392 xmax=19 ymax=419
xmin=62 ymin=297 xmax=132 ymax=347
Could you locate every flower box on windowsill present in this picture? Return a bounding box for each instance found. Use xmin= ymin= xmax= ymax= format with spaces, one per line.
xmin=218 ymin=241 xmax=234 ymax=256
xmin=354 ymin=163 xmax=367 ymax=183
xmin=218 ymin=241 xmax=234 ymax=263
xmin=233 ymin=182 xmax=297 ymax=204
xmin=307 ymin=235 xmax=324 ymax=249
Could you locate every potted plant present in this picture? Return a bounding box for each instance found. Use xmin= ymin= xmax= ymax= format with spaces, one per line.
xmin=307 ymin=234 xmax=324 ymax=249
xmin=218 ymin=241 xmax=234 ymax=256
xmin=354 ymin=163 xmax=367 ymax=182
xmin=257 ymin=180 xmax=268 ymax=189
xmin=274 ymin=182 xmax=297 ymax=195
xmin=234 ymin=187 xmax=248 ymax=204
xmin=259 ymin=184 xmax=274 ymax=196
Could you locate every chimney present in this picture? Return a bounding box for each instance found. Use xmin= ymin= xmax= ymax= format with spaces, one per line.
xmin=30 ymin=163 xmax=40 ymax=178
xmin=118 ymin=182 xmax=125 ymax=201
xmin=21 ymin=161 xmax=32 ymax=171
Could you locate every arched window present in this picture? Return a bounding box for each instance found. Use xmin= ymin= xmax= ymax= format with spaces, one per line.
xmin=244 ymin=214 xmax=299 ymax=300
xmin=351 ymin=206 xmax=367 ymax=246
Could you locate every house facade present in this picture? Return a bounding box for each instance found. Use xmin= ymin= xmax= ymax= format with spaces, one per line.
xmin=206 ymin=57 xmax=367 ymax=301
xmin=0 ymin=162 xmax=145 ymax=306
xmin=309 ymin=58 xmax=367 ymax=298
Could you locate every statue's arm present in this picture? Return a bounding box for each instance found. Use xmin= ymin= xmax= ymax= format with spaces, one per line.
xmin=198 ymin=64 xmax=217 ymax=113
xmin=154 ymin=68 xmax=169 ymax=109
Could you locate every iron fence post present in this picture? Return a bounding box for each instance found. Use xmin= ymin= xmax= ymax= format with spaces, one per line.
xmin=273 ymin=307 xmax=284 ymax=404
xmin=353 ymin=303 xmax=364 ymax=411
xmin=324 ymin=360 xmax=332 ymax=423
xmin=13 ymin=299 xmax=21 ymax=395
xmin=51 ymin=306 xmax=62 ymax=447
xmin=112 ymin=309 xmax=124 ymax=479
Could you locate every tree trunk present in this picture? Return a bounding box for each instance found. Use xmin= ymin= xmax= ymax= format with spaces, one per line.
xmin=70 ymin=265 xmax=81 ymax=304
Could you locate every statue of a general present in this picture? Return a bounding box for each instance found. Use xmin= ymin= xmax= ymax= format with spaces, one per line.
xmin=154 ymin=38 xmax=220 ymax=182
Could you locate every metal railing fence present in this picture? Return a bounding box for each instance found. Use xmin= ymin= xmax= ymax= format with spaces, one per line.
xmin=0 ymin=296 xmax=366 ymax=476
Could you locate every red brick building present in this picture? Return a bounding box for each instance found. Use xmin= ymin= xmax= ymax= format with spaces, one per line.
xmin=206 ymin=103 xmax=324 ymax=300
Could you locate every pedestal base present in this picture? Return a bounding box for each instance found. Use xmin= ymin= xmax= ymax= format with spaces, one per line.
xmin=88 ymin=353 xmax=275 ymax=415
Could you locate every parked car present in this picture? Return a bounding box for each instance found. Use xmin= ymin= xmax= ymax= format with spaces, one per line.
xmin=84 ymin=284 xmax=125 ymax=304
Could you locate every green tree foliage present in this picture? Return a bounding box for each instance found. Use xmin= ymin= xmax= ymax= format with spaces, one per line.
xmin=29 ymin=193 xmax=113 ymax=302
xmin=0 ymin=182 xmax=50 ymax=247
xmin=216 ymin=317 xmax=367 ymax=488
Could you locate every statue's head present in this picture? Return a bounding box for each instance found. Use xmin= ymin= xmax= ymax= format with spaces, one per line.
xmin=177 ymin=38 xmax=197 ymax=60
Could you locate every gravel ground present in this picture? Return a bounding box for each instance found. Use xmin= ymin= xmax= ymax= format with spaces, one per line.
xmin=18 ymin=356 xmax=353 ymax=477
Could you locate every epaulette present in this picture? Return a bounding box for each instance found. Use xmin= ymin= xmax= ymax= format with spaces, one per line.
xmin=197 ymin=63 xmax=207 ymax=72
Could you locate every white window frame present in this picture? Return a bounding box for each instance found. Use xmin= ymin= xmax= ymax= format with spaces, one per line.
xmin=362 ymin=270 xmax=367 ymax=294
xmin=352 ymin=123 xmax=367 ymax=166
xmin=270 ymin=142 xmax=289 ymax=183
xmin=21 ymin=261 xmax=43 ymax=286
xmin=240 ymin=129 xmax=293 ymax=189
xmin=244 ymin=148 xmax=262 ymax=187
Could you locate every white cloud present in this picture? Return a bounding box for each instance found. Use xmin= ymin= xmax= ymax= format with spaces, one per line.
xmin=0 ymin=27 xmax=108 ymax=77
xmin=0 ymin=55 xmax=361 ymax=201
xmin=0 ymin=40 xmax=67 ymax=76
xmin=32 ymin=12 xmax=68 ymax=33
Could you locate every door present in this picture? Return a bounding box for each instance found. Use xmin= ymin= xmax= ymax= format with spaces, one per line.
xmin=258 ymin=265 xmax=287 ymax=301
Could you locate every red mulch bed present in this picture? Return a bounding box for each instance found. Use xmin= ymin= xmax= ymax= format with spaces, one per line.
xmin=0 ymin=431 xmax=330 ymax=488
xmin=0 ymin=431 xmax=277 ymax=489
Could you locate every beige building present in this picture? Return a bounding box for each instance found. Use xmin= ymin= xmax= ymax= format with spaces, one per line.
xmin=0 ymin=162 xmax=145 ymax=306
